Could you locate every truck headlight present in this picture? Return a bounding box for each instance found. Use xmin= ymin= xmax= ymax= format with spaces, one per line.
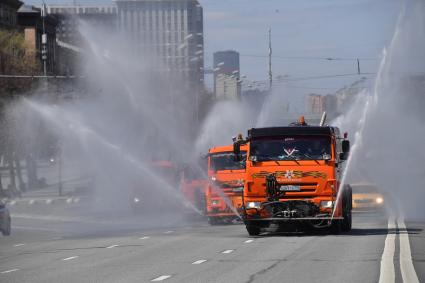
xmin=246 ymin=202 xmax=261 ymax=209
xmin=232 ymin=186 xmax=244 ymax=193
xmin=376 ymin=197 xmax=384 ymax=204
xmin=320 ymin=200 xmax=334 ymax=208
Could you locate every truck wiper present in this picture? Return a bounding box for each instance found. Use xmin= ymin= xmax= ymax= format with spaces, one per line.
xmin=283 ymin=155 xmax=300 ymax=165
xmin=301 ymin=153 xmax=320 ymax=164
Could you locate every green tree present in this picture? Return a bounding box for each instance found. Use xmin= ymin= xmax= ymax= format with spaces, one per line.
xmin=0 ymin=29 xmax=40 ymax=95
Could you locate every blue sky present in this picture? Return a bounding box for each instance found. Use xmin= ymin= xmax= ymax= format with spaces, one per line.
xmin=27 ymin=0 xmax=402 ymax=93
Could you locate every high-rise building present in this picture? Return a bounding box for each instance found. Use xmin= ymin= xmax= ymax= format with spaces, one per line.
xmin=115 ymin=0 xmax=204 ymax=84
xmin=115 ymin=0 xmax=204 ymax=135
xmin=46 ymin=5 xmax=117 ymax=75
xmin=213 ymin=50 xmax=240 ymax=99
xmin=215 ymin=73 xmax=241 ymax=100
xmin=46 ymin=5 xmax=117 ymax=45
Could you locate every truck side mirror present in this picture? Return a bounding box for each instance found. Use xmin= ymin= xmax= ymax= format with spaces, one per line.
xmin=233 ymin=142 xmax=241 ymax=161
xmin=340 ymin=140 xmax=350 ymax=160
xmin=342 ymin=140 xmax=350 ymax=153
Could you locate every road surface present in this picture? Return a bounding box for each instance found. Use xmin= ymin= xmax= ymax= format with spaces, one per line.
xmin=0 ymin=201 xmax=423 ymax=283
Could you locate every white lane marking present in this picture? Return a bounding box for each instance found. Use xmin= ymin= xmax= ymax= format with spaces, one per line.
xmin=163 ymin=231 xmax=174 ymax=234
xmin=222 ymin=249 xmax=234 ymax=254
xmin=192 ymin=259 xmax=207 ymax=265
xmin=244 ymin=239 xmax=254 ymax=243
xmin=62 ymin=256 xmax=79 ymax=261
xmin=106 ymin=245 xmax=119 ymax=249
xmin=398 ymin=218 xmax=420 ymax=283
xmin=1 ymin=269 xmax=19 ymax=274
xmin=139 ymin=236 xmax=150 ymax=240
xmin=378 ymin=217 xmax=396 ymax=283
xmin=13 ymin=243 xmax=25 ymax=247
xmin=28 ymin=199 xmax=35 ymax=205
xmin=151 ymin=275 xmax=172 ymax=281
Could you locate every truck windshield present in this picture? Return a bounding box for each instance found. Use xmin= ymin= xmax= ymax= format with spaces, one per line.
xmin=250 ymin=136 xmax=331 ymax=161
xmin=210 ymin=152 xmax=246 ymax=171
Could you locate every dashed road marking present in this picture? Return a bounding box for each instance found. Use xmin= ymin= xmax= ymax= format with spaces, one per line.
xmin=62 ymin=256 xmax=79 ymax=261
xmin=244 ymin=239 xmax=254 ymax=243
xmin=192 ymin=259 xmax=207 ymax=265
xmin=222 ymin=249 xmax=234 ymax=254
xmin=46 ymin=199 xmax=53 ymax=204
xmin=151 ymin=275 xmax=172 ymax=281
xmin=13 ymin=243 xmax=25 ymax=247
xmin=378 ymin=217 xmax=396 ymax=283
xmin=1 ymin=269 xmax=19 ymax=274
xmin=106 ymin=245 xmax=119 ymax=249
xmin=398 ymin=218 xmax=419 ymax=283
xmin=164 ymin=231 xmax=174 ymax=234
xmin=28 ymin=199 xmax=35 ymax=205
xmin=139 ymin=236 xmax=150 ymax=240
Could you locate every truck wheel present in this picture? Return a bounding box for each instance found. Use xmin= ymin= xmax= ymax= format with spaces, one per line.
xmin=2 ymin=216 xmax=11 ymax=236
xmin=342 ymin=186 xmax=352 ymax=232
xmin=208 ymin=217 xmax=220 ymax=225
xmin=330 ymin=220 xmax=342 ymax=234
xmin=246 ymin=224 xmax=261 ymax=236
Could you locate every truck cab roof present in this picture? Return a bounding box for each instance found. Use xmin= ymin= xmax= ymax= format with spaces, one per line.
xmin=247 ymin=126 xmax=340 ymax=139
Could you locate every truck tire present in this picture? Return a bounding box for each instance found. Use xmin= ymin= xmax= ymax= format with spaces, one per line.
xmin=330 ymin=219 xmax=342 ymax=234
xmin=342 ymin=186 xmax=352 ymax=232
xmin=2 ymin=216 xmax=11 ymax=236
xmin=208 ymin=217 xmax=220 ymax=225
xmin=246 ymin=224 xmax=261 ymax=236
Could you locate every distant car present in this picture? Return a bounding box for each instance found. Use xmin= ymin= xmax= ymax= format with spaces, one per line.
xmin=0 ymin=201 xmax=11 ymax=236
xmin=351 ymin=183 xmax=385 ymax=211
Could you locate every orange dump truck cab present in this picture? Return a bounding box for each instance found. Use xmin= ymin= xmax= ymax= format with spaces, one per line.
xmin=235 ymin=124 xmax=351 ymax=235
xmin=180 ymin=164 xmax=208 ymax=215
xmin=206 ymin=145 xmax=247 ymax=224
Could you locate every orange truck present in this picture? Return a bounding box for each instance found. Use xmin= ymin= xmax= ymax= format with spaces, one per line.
xmin=233 ymin=118 xmax=352 ymax=235
xmin=206 ymin=145 xmax=247 ymax=224
xmin=180 ymin=164 xmax=208 ymax=215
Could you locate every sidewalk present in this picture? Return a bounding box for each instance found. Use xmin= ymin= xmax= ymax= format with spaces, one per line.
xmin=1 ymin=176 xmax=93 ymax=206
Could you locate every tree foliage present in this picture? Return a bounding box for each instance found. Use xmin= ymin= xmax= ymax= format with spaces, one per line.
xmin=0 ymin=29 xmax=40 ymax=95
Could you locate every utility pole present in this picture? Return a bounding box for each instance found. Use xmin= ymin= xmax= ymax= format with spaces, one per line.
xmin=41 ymin=2 xmax=47 ymax=78
xmin=268 ymin=28 xmax=272 ymax=90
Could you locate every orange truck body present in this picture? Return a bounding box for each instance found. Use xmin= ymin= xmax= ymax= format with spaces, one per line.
xmin=237 ymin=125 xmax=351 ymax=235
xmin=206 ymin=145 xmax=247 ymax=224
xmin=180 ymin=165 xmax=208 ymax=215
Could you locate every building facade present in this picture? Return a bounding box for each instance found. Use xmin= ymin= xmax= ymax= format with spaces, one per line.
xmin=215 ymin=73 xmax=241 ymax=100
xmin=0 ymin=0 xmax=23 ymax=29
xmin=17 ymin=5 xmax=58 ymax=75
xmin=47 ymin=5 xmax=117 ymax=45
xmin=46 ymin=5 xmax=117 ymax=75
xmin=213 ymin=50 xmax=240 ymax=99
xmin=115 ymin=0 xmax=204 ymax=135
xmin=115 ymin=0 xmax=203 ymax=78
